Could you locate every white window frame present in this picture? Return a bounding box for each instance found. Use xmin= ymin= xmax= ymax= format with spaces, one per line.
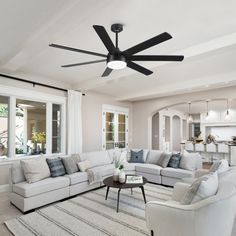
xmin=0 ymin=84 xmax=66 ymax=161
xmin=102 ymin=104 xmax=129 ymax=150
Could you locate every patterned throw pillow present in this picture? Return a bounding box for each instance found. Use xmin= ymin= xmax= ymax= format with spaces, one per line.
xmin=61 ymin=156 xmax=78 ymax=174
xmin=168 ymin=153 xmax=182 ymax=168
xmin=129 ymin=150 xmax=144 ymax=163
xmin=157 ymin=152 xmax=172 ymax=168
xmin=46 ymin=158 xmax=66 ymax=177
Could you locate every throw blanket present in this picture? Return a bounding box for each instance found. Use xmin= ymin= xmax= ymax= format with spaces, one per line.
xmin=87 ymin=168 xmax=102 ymax=185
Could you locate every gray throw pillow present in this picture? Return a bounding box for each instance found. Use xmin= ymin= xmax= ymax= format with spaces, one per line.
xmin=46 ymin=158 xmax=66 ymax=177
xmin=61 ymin=156 xmax=78 ymax=174
xmin=157 ymin=152 xmax=172 ymax=168
xmin=167 ymin=153 xmax=182 ymax=168
xmin=181 ymin=175 xmax=208 ymax=205
xmin=129 ymin=150 xmax=144 ymax=163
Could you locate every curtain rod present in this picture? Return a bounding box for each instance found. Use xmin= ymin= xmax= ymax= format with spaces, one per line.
xmin=0 ymin=73 xmax=86 ymax=95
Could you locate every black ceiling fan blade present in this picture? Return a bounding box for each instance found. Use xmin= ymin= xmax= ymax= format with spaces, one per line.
xmin=127 ymin=61 xmax=153 ymax=76
xmin=61 ymin=59 xmax=106 ymax=68
xmin=129 ymin=55 xmax=184 ymax=61
xmin=123 ymin=32 xmax=172 ymax=56
xmin=102 ymin=67 xmax=113 ymax=77
xmin=93 ymin=25 xmax=115 ymax=54
xmin=49 ymin=43 xmax=107 ymax=58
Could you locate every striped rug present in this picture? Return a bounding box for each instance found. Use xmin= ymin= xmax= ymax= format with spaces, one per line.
xmin=5 ymin=183 xmax=173 ymax=236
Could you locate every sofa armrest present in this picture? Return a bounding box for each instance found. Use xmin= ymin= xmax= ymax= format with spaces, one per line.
xmin=195 ymin=169 xmax=209 ymax=178
xmin=146 ymin=201 xmax=195 ymax=236
xmin=171 ymin=182 xmax=190 ymax=201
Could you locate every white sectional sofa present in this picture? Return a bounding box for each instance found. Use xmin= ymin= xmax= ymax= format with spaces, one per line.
xmin=9 ymin=149 xmax=202 ymax=212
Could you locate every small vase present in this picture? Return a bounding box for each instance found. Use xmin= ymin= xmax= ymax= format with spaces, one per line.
xmin=113 ymin=168 xmax=120 ymax=182
xmin=119 ymin=170 xmax=126 ymax=183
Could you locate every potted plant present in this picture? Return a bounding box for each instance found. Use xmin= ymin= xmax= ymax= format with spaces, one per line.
xmin=113 ymin=154 xmax=121 ymax=181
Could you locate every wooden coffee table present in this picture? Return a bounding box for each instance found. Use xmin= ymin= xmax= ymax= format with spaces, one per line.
xmin=103 ymin=175 xmax=147 ymax=212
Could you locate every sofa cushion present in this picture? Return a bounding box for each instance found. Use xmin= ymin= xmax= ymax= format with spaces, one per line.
xmin=135 ymin=164 xmax=162 ymax=175
xmin=146 ymin=150 xmax=163 ymax=164
xmin=179 ymin=150 xmax=200 ymax=171
xmin=77 ymin=160 xmax=91 ymax=172
xmin=161 ymin=167 xmax=194 ymax=179
xmin=46 ymin=158 xmax=66 ymax=177
xmin=123 ymin=163 xmax=145 ymax=171
xmin=80 ymin=151 xmax=112 ymax=168
xmin=11 ymin=162 xmax=26 ymax=184
xmin=13 ymin=176 xmax=69 ymax=198
xmin=90 ymin=164 xmax=115 ymax=177
xmin=130 ymin=149 xmax=149 ymax=162
xmin=66 ymin=172 xmax=88 ymax=185
xmin=210 ymin=159 xmax=229 ymax=174
xmin=129 ymin=150 xmax=144 ymax=163
xmin=168 ymin=153 xmax=182 ymax=168
xmin=157 ymin=152 xmax=172 ymax=168
xmin=61 ymin=156 xmax=79 ymax=174
xmin=21 ymin=158 xmax=50 ymax=183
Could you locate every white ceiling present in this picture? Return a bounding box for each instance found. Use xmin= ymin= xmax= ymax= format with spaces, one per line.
xmin=1 ymin=0 xmax=236 ymax=101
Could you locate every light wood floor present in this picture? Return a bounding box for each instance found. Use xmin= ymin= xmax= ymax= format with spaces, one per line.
xmin=0 ymin=191 xmax=236 ymax=236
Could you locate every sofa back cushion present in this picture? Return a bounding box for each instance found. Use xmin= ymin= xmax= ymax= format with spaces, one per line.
xmin=21 ymin=158 xmax=50 ymax=183
xmin=46 ymin=158 xmax=66 ymax=177
xmin=80 ymin=151 xmax=112 ymax=168
xmin=11 ymin=162 xmax=26 ymax=184
xmin=180 ymin=150 xmax=201 ymax=171
xmin=129 ymin=150 xmax=144 ymax=163
xmin=146 ymin=150 xmax=163 ymax=164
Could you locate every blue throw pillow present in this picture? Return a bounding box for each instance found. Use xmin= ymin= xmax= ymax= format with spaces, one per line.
xmin=129 ymin=150 xmax=144 ymax=163
xmin=46 ymin=158 xmax=66 ymax=177
xmin=167 ymin=153 xmax=182 ymax=168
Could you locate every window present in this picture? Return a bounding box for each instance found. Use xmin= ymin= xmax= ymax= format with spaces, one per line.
xmin=15 ymin=99 xmax=46 ymax=155
xmin=52 ymin=104 xmax=61 ymax=153
xmin=0 ymin=96 xmax=9 ymax=157
xmin=102 ymin=105 xmax=129 ymax=150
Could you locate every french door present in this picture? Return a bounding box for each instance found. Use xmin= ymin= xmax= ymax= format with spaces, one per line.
xmin=102 ymin=105 xmax=129 ymax=150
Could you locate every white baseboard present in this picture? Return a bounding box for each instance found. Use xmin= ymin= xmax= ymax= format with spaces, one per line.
xmin=0 ymin=184 xmax=9 ymax=193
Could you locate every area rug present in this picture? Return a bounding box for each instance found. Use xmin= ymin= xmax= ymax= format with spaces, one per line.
xmin=5 ymin=183 xmax=173 ymax=236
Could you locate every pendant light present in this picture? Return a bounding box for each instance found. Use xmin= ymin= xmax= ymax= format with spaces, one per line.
xmin=206 ymin=101 xmax=209 ymax=121
xmin=225 ymin=99 xmax=230 ymax=120
xmin=187 ymin=102 xmax=193 ymax=123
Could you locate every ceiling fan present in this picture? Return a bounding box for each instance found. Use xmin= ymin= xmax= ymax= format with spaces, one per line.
xmin=49 ymin=24 xmax=184 ymax=77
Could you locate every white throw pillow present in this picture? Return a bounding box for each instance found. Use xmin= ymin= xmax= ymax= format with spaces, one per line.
xmin=180 ymin=150 xmax=200 ymax=171
xmin=120 ymin=150 xmax=128 ymax=163
xmin=217 ymin=159 xmax=229 ymax=174
xmin=77 ymin=160 xmax=91 ymax=172
xmin=21 ymin=158 xmax=50 ymax=184
xmin=192 ymin=171 xmax=218 ymax=203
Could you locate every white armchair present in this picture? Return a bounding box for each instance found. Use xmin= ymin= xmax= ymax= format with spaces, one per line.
xmin=146 ymin=181 xmax=236 ymax=236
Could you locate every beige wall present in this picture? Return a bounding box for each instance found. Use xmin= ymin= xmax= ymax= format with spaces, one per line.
xmin=132 ymin=86 xmax=236 ymax=149
xmin=81 ymin=91 xmax=133 ymax=152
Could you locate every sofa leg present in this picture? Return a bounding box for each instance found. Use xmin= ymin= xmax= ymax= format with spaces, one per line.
xmin=151 ymin=230 xmax=154 ymax=236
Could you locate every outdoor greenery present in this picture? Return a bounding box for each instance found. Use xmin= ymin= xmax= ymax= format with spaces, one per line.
xmin=0 ymin=104 xmax=8 ymax=117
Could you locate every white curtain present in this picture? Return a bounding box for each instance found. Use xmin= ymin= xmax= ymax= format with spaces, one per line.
xmin=67 ymin=90 xmax=82 ymax=154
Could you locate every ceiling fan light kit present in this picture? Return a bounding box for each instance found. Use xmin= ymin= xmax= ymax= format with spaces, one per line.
xmin=49 ymin=23 xmax=184 ymax=77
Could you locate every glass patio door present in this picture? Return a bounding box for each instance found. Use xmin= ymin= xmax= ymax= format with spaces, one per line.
xmin=102 ymin=106 xmax=128 ymax=150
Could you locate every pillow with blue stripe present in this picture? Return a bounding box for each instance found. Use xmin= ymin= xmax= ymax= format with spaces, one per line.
xmin=46 ymin=158 xmax=66 ymax=177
